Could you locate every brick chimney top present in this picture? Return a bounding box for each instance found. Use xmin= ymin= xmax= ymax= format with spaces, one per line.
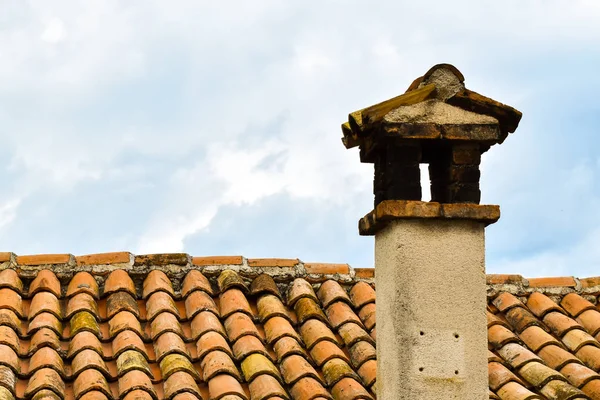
xmin=341 ymin=63 xmax=522 ymax=235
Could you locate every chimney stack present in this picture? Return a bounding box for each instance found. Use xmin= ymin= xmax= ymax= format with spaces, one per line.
xmin=341 ymin=64 xmax=522 ymax=399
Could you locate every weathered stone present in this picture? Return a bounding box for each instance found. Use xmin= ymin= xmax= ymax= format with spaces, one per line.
xmin=134 ymin=253 xmax=190 ymax=266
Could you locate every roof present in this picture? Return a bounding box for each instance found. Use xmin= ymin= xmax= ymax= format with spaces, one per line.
xmin=0 ymin=252 xmax=375 ymax=400
xmin=3 ymin=253 xmax=600 ymax=399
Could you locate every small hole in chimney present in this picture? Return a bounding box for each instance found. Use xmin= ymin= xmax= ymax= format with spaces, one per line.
xmin=419 ymin=367 xmax=424 ymax=372
xmin=454 ymin=333 xmax=459 ymax=339
xmin=420 ymin=331 xmax=424 ymax=336
xmin=455 ymin=370 xmax=459 ymax=375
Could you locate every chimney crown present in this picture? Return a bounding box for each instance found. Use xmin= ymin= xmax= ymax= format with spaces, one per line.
xmin=342 ymin=64 xmax=522 ymax=235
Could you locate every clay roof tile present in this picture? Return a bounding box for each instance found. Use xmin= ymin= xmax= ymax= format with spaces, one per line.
xmin=67 ymin=272 xmax=99 ymax=299
xmin=348 ymin=282 xmax=375 ymax=309
xmin=29 ymin=270 xmax=61 ymax=298
xmin=104 ymin=270 xmax=136 ymax=298
xmin=208 ymin=374 xmax=248 ymax=400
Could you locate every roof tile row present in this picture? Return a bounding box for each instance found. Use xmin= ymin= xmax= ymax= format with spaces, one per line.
xmin=0 ymin=266 xmax=376 ymax=400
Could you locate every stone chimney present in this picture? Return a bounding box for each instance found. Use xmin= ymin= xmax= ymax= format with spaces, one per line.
xmin=341 ymin=64 xmax=522 ymax=399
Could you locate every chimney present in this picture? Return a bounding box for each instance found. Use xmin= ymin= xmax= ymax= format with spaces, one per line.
xmin=341 ymin=64 xmax=522 ymax=399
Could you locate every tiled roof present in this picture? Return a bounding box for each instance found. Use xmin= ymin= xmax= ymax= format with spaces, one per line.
xmin=487 ymin=275 xmax=600 ymax=399
xmin=5 ymin=253 xmax=600 ymax=399
xmin=0 ymin=253 xmax=375 ymax=400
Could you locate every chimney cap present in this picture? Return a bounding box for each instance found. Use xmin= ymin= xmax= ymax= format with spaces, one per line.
xmin=341 ymin=63 xmax=522 ymax=151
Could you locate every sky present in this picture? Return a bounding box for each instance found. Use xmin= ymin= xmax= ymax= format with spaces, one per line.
xmin=1 ymin=1 xmax=600 ymax=278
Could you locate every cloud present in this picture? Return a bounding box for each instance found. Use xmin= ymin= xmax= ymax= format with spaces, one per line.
xmin=0 ymin=199 xmax=20 ymax=230
xmin=0 ymin=1 xmax=599 ymax=277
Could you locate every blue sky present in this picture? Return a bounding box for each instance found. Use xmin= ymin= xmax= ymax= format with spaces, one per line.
xmin=1 ymin=1 xmax=599 ymax=277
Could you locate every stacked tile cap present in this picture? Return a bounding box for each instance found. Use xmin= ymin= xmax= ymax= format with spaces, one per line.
xmin=0 ymin=259 xmax=376 ymax=400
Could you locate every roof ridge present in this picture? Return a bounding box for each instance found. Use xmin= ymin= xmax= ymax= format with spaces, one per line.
xmin=487 ymin=274 xmax=600 ymax=297
xmin=0 ymin=251 xmax=375 ymax=285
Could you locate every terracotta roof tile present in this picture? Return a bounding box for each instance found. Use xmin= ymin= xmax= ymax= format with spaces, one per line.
xmin=29 ymin=312 xmax=63 ymax=336
xmin=240 ymin=353 xmax=281 ymax=382
xmin=289 ymin=377 xmax=331 ymax=400
xmin=29 ymin=347 xmax=64 ymax=376
xmin=273 ymin=337 xmax=308 ymax=363
xmin=0 ymin=270 xmax=23 ymax=293
xmin=357 ymin=303 xmax=375 ymax=331
xmin=330 ymin=377 xmax=373 ymax=400
xmin=300 ymin=319 xmax=339 ymax=349
xmin=4 ymin=256 xmax=600 ymax=399
xmin=248 ymin=258 xmax=298 ymax=268
xmin=248 ymin=374 xmax=287 ymax=400
xmin=493 ymin=292 xmax=525 ymax=313
xmin=322 ymin=358 xmax=360 ymax=387
xmin=0 ymin=365 xmax=16 ymax=396
xmin=561 ymin=293 xmax=596 ymax=318
xmin=76 ymin=252 xmax=131 ymax=266
xmin=338 ymin=323 xmax=374 ymax=348
xmin=310 ymin=341 xmax=349 ymax=367
xmin=280 ymin=354 xmax=321 ymax=385
xmin=104 ymin=270 xmax=136 ymax=297
xmin=71 ymin=349 xmax=108 ymax=377
xmin=0 ymin=288 xmax=23 ymax=318
xmin=543 ymin=311 xmax=583 ymax=338
xmin=348 ymin=341 xmax=376 ymax=369
xmin=256 ymin=294 xmax=289 ymax=322
xmin=249 ymin=274 xmax=281 ymax=299
xmin=505 ymin=307 xmax=543 ymax=333
xmin=539 ymin=379 xmax=586 ymax=398
xmin=497 ymin=343 xmax=542 ymax=369
xmin=263 ymin=316 xmax=299 ymax=345
xmin=353 ymin=268 xmax=374 ymax=280
xmin=0 ymin=327 xmax=19 ymax=354
xmin=150 ymin=312 xmax=183 ymax=340
xmin=26 ymin=368 xmax=65 ymax=398
xmin=193 ymin=255 xmax=243 ymax=266
xmin=305 ymin=263 xmax=349 ymax=275
xmin=224 ymin=312 xmax=260 ymax=343
xmin=202 ymin=350 xmax=241 ymax=381
xmin=528 ymin=276 xmax=576 ymax=288
xmin=576 ymin=345 xmax=600 ymax=371
xmin=143 ymin=270 xmax=175 ymax=299
xmin=348 ymin=282 xmax=375 ymax=309
xmin=220 ymin=288 xmax=253 ymax=319
xmin=106 ymin=291 xmax=139 ymax=319
xmin=147 ymin=292 xmax=180 ymax=321
xmin=208 ymin=373 xmax=248 ymax=400
xmin=0 ymin=345 xmax=19 ymax=374
xmin=576 ymin=310 xmax=600 ymax=337
xmin=519 ymin=326 xmax=562 ymax=352
xmin=287 ymin=279 xmax=318 ymax=308
xmin=488 ymin=361 xmax=523 ymax=391
xmin=112 ymin=330 xmax=146 ymax=359
xmin=526 ymin=292 xmax=564 ymax=318
xmin=231 ymin=334 xmax=268 ymax=361
xmin=181 ymin=270 xmax=213 ymax=297
xmin=495 ymin=381 xmax=542 ymax=399
xmin=190 ymin=311 xmax=226 ymax=339
xmin=218 ymin=270 xmax=248 ymax=293
xmin=17 ymin=254 xmax=71 ymax=266
xmin=357 ymin=359 xmax=376 ymax=387
xmin=317 ymin=280 xmax=351 ymax=308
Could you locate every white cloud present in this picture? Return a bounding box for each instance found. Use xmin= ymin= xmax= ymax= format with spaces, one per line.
xmin=0 ymin=199 xmax=20 ymax=231
xmin=40 ymin=17 xmax=66 ymax=44
xmin=1 ymin=0 xmax=600 ymax=274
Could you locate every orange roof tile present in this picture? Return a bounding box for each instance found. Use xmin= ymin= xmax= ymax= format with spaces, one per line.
xmin=6 ymin=252 xmax=600 ymax=398
xmin=0 ymin=254 xmax=373 ymax=399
